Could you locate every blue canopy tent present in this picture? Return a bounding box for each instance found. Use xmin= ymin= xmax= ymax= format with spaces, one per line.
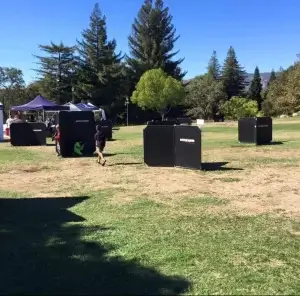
xmin=11 ymin=95 xmax=70 ymax=111
xmin=76 ymin=102 xmax=98 ymax=111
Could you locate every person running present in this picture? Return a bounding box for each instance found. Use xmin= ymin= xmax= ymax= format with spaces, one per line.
xmin=94 ymin=125 xmax=107 ymax=166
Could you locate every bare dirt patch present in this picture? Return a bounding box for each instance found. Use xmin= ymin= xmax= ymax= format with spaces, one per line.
xmin=1 ymin=125 xmax=300 ymax=217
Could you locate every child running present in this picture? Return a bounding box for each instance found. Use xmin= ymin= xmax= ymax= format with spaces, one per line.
xmin=94 ymin=125 xmax=107 ymax=166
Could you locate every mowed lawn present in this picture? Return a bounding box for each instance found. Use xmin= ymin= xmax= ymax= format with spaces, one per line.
xmin=1 ymin=118 xmax=300 ymax=295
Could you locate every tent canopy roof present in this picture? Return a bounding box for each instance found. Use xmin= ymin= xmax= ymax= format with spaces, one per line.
xmin=11 ymin=95 xmax=70 ymax=111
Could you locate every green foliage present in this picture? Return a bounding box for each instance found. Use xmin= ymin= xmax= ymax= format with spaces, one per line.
xmin=221 ymin=96 xmax=258 ymax=120
xmin=76 ymin=3 xmax=124 ymax=114
xmin=131 ymin=68 xmax=185 ymax=119
xmin=0 ymin=66 xmax=25 ymax=116
xmin=248 ymin=66 xmax=263 ymax=109
xmin=263 ymin=64 xmax=300 ymax=116
xmin=185 ymin=74 xmax=227 ymax=119
xmin=34 ymin=42 xmax=76 ymax=104
xmin=268 ymin=69 xmax=276 ymax=86
xmin=207 ymin=51 xmax=221 ymax=79
xmin=127 ymin=0 xmax=185 ymax=81
xmin=222 ymin=46 xmax=248 ymax=99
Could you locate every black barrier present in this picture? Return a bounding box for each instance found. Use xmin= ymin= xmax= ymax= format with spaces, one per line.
xmin=238 ymin=117 xmax=272 ymax=145
xmin=147 ymin=120 xmax=177 ymax=126
xmin=177 ymin=117 xmax=192 ymax=125
xmin=59 ymin=111 xmax=95 ymax=157
xmin=174 ymin=126 xmax=201 ymax=170
xmin=143 ymin=125 xmax=175 ymax=166
xmin=95 ymin=120 xmax=113 ymax=140
xmin=143 ymin=125 xmax=202 ymax=169
xmin=10 ymin=122 xmax=46 ymax=146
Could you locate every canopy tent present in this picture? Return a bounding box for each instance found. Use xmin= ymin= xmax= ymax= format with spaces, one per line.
xmin=76 ymin=102 xmax=98 ymax=111
xmin=64 ymin=102 xmax=106 ymax=120
xmin=11 ymin=95 xmax=70 ymax=111
xmin=64 ymin=102 xmax=81 ymax=111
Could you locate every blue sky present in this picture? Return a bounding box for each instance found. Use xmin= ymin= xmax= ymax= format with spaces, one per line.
xmin=0 ymin=0 xmax=299 ymax=84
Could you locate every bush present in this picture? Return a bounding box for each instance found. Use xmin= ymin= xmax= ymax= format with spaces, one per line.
xmin=221 ymin=96 xmax=258 ymax=120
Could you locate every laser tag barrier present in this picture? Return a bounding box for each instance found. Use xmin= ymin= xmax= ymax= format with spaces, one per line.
xmin=143 ymin=123 xmax=202 ymax=170
xmin=0 ymin=103 xmax=3 ymax=141
xmin=10 ymin=122 xmax=47 ymax=146
xmin=238 ymin=117 xmax=272 ymax=145
xmin=59 ymin=111 xmax=96 ymax=157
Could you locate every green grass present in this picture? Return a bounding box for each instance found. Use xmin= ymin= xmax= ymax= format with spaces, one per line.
xmin=1 ymin=191 xmax=300 ymax=294
xmin=1 ymin=118 xmax=300 ymax=295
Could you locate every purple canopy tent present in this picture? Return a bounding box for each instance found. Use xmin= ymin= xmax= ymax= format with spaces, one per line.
xmin=75 ymin=102 xmax=98 ymax=111
xmin=11 ymin=95 xmax=69 ymax=111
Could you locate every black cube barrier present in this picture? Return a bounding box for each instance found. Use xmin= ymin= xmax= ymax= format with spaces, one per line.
xmin=143 ymin=124 xmax=202 ymax=170
xmin=59 ymin=111 xmax=96 ymax=157
xmin=147 ymin=120 xmax=177 ymax=126
xmin=238 ymin=117 xmax=272 ymax=145
xmin=10 ymin=122 xmax=47 ymax=146
xmin=95 ymin=120 xmax=113 ymax=140
xmin=174 ymin=125 xmax=201 ymax=170
xmin=143 ymin=125 xmax=175 ymax=167
xmin=176 ymin=117 xmax=192 ymax=125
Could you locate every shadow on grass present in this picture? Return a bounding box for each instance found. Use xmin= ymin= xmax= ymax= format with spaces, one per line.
xmin=109 ymin=162 xmax=143 ymax=166
xmin=62 ymin=153 xmax=117 ymax=159
xmin=261 ymin=141 xmax=285 ymax=146
xmin=232 ymin=141 xmax=287 ymax=148
xmin=0 ymin=196 xmax=190 ymax=295
xmin=46 ymin=143 xmax=56 ymax=147
xmin=201 ymin=162 xmax=243 ymax=171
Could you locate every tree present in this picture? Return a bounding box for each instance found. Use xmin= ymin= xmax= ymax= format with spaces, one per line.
xmin=222 ymin=46 xmax=248 ymax=99
xmin=248 ymin=66 xmax=263 ymax=109
xmin=207 ymin=51 xmax=221 ymax=79
xmin=221 ymin=96 xmax=258 ymax=120
xmin=127 ymin=0 xmax=185 ymax=81
xmin=131 ymin=68 xmax=185 ymax=120
xmin=263 ymin=64 xmax=300 ymax=116
xmin=185 ymin=74 xmax=227 ymax=119
xmin=268 ymin=69 xmax=276 ymax=86
xmin=34 ymin=42 xmax=76 ymax=104
xmin=0 ymin=67 xmax=25 ymax=116
xmin=25 ymin=81 xmax=44 ymax=99
xmin=77 ymin=3 xmax=124 ymax=113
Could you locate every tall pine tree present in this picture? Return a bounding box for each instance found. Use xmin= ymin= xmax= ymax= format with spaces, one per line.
xmin=127 ymin=0 xmax=185 ymax=81
xmin=222 ymin=46 xmax=247 ymax=99
xmin=77 ymin=3 xmax=124 ymax=111
xmin=207 ymin=51 xmax=221 ymax=79
xmin=34 ymin=42 xmax=76 ymax=104
xmin=268 ymin=69 xmax=276 ymax=86
xmin=248 ymin=66 xmax=263 ymax=109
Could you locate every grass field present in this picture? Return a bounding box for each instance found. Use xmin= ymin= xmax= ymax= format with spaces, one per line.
xmin=1 ymin=118 xmax=300 ymax=295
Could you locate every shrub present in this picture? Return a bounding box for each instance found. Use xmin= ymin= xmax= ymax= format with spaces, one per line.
xmin=221 ymin=96 xmax=258 ymax=120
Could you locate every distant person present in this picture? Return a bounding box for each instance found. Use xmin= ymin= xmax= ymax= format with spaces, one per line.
xmin=52 ymin=125 xmax=60 ymax=156
xmin=94 ymin=125 xmax=107 ymax=166
xmin=13 ymin=114 xmax=22 ymax=123
xmin=6 ymin=115 xmax=13 ymax=128
xmin=5 ymin=115 xmax=14 ymax=136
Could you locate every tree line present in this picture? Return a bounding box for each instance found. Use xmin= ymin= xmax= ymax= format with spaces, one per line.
xmin=0 ymin=0 xmax=299 ymax=122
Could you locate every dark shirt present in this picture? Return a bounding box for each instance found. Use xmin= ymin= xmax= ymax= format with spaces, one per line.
xmin=94 ymin=131 xmax=106 ymax=147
